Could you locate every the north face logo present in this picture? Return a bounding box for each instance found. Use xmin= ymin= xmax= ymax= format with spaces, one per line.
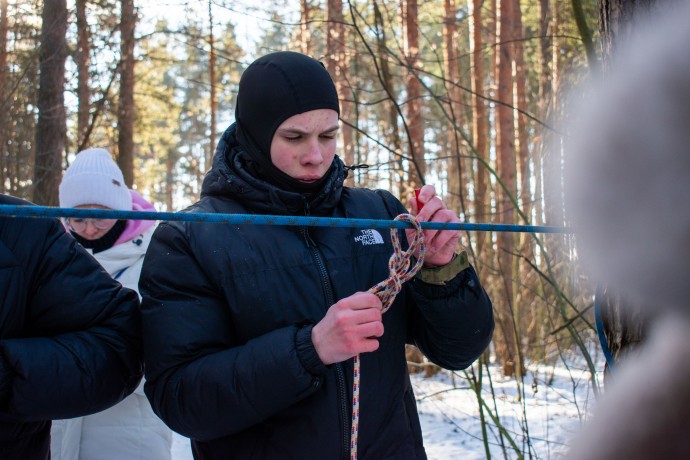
xmin=354 ymin=229 xmax=384 ymax=245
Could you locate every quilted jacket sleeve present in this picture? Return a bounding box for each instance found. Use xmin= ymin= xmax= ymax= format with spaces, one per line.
xmin=0 ymin=206 xmax=143 ymax=421
xmin=407 ymin=265 xmax=494 ymax=370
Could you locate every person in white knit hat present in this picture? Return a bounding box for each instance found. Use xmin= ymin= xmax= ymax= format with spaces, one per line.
xmin=52 ymin=148 xmax=174 ymax=460
xmin=58 ymin=148 xmax=132 ymax=243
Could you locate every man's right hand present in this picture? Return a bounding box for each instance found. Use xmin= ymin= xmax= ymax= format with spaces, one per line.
xmin=311 ymin=292 xmax=383 ymax=365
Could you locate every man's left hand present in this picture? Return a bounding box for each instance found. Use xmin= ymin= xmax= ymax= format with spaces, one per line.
xmin=406 ymin=185 xmax=460 ymax=267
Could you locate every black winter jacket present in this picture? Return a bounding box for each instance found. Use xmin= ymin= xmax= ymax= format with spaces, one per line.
xmin=140 ymin=125 xmax=494 ymax=459
xmin=0 ymin=194 xmax=143 ymax=460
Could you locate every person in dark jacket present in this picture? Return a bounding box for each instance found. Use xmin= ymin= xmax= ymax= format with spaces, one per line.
xmin=139 ymin=51 xmax=494 ymax=459
xmin=0 ymin=194 xmax=143 ymax=460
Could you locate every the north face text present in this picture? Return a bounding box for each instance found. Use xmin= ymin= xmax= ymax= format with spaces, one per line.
xmin=354 ymin=229 xmax=384 ymax=245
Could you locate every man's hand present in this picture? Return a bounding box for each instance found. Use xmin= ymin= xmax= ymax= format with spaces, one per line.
xmin=312 ymin=292 xmax=383 ymax=365
xmin=407 ymin=184 xmax=460 ymax=267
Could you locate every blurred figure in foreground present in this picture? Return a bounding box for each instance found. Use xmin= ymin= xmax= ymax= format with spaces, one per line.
xmin=565 ymin=2 xmax=690 ymax=459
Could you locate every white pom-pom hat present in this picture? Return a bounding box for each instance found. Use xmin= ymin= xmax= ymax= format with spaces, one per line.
xmin=59 ymin=148 xmax=132 ymax=210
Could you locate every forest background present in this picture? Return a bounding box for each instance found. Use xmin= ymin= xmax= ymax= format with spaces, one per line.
xmin=2 ymin=0 xmax=614 ymax=453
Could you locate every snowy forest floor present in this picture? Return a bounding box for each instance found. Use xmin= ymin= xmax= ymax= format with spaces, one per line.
xmin=172 ymin=347 xmax=605 ymax=459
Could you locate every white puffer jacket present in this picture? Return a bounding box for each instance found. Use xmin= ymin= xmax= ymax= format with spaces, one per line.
xmin=52 ymin=193 xmax=173 ymax=460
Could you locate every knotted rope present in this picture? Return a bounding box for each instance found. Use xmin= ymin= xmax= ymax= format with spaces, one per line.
xmin=350 ymin=213 xmax=426 ymax=460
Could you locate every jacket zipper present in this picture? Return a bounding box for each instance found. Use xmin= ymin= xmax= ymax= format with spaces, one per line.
xmin=335 ymin=363 xmax=350 ymax=460
xmin=301 ymin=200 xmax=350 ymax=460
xmin=300 ymin=200 xmax=335 ymax=306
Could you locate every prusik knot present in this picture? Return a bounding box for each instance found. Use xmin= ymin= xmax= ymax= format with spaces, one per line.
xmin=350 ymin=213 xmax=425 ymax=460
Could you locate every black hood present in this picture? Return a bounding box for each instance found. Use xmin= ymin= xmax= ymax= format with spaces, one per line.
xmin=234 ymin=51 xmax=341 ymax=194
xmin=201 ymin=123 xmax=346 ymax=216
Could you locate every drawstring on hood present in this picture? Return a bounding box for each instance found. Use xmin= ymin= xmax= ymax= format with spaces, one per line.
xmin=345 ymin=164 xmax=369 ymax=171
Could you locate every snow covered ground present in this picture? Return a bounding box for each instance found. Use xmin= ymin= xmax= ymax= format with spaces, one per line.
xmin=416 ymin=354 xmax=602 ymax=459
xmin=172 ymin=350 xmax=604 ymax=459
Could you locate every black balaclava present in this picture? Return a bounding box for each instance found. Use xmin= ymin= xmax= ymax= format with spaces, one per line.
xmin=234 ymin=51 xmax=340 ymax=193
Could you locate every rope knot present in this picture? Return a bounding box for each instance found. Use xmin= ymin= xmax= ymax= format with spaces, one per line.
xmin=367 ymin=214 xmax=425 ymax=312
xmin=352 ymin=213 xmax=425 ymax=460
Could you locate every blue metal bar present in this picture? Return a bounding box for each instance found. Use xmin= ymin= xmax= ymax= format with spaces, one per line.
xmin=0 ymin=205 xmax=574 ymax=234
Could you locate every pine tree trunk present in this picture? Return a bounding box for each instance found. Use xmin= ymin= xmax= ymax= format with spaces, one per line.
xmin=512 ymin=0 xmax=534 ymax=373
xmin=544 ymin=1 xmax=563 ymax=229
xmin=534 ymin=0 xmax=551 ymax=228
xmin=514 ymin=3 xmax=530 ymax=230
xmin=513 ymin=0 xmax=532 ymax=270
xmin=373 ymin=2 xmax=402 ymax=191
xmin=0 ymin=0 xmax=8 ymax=192
xmin=527 ymin=0 xmax=550 ymax=348
xmin=208 ymin=0 xmax=216 ymax=171
xmin=488 ymin=0 xmax=498 ymax=239
xmin=443 ymin=0 xmax=462 ymax=213
xmin=325 ymin=0 xmax=341 ymax=76
xmin=33 ymin=0 xmax=67 ymax=205
xmin=495 ymin=0 xmax=519 ymax=377
xmin=403 ymin=0 xmax=424 ymax=190
xmin=326 ymin=0 xmax=355 ymax=182
xmin=117 ymin=0 xmax=136 ymax=187
xmin=299 ymin=0 xmax=311 ymax=55
xmin=596 ymin=0 xmax=659 ymax=374
xmin=599 ymin=0 xmax=662 ymax=65
xmin=469 ymin=0 xmax=490 ymax=260
xmin=76 ymin=0 xmax=90 ymax=150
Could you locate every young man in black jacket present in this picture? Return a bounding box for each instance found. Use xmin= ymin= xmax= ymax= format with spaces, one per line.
xmin=140 ymin=51 xmax=494 ymax=459
xmin=0 ymin=194 xmax=143 ymax=460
